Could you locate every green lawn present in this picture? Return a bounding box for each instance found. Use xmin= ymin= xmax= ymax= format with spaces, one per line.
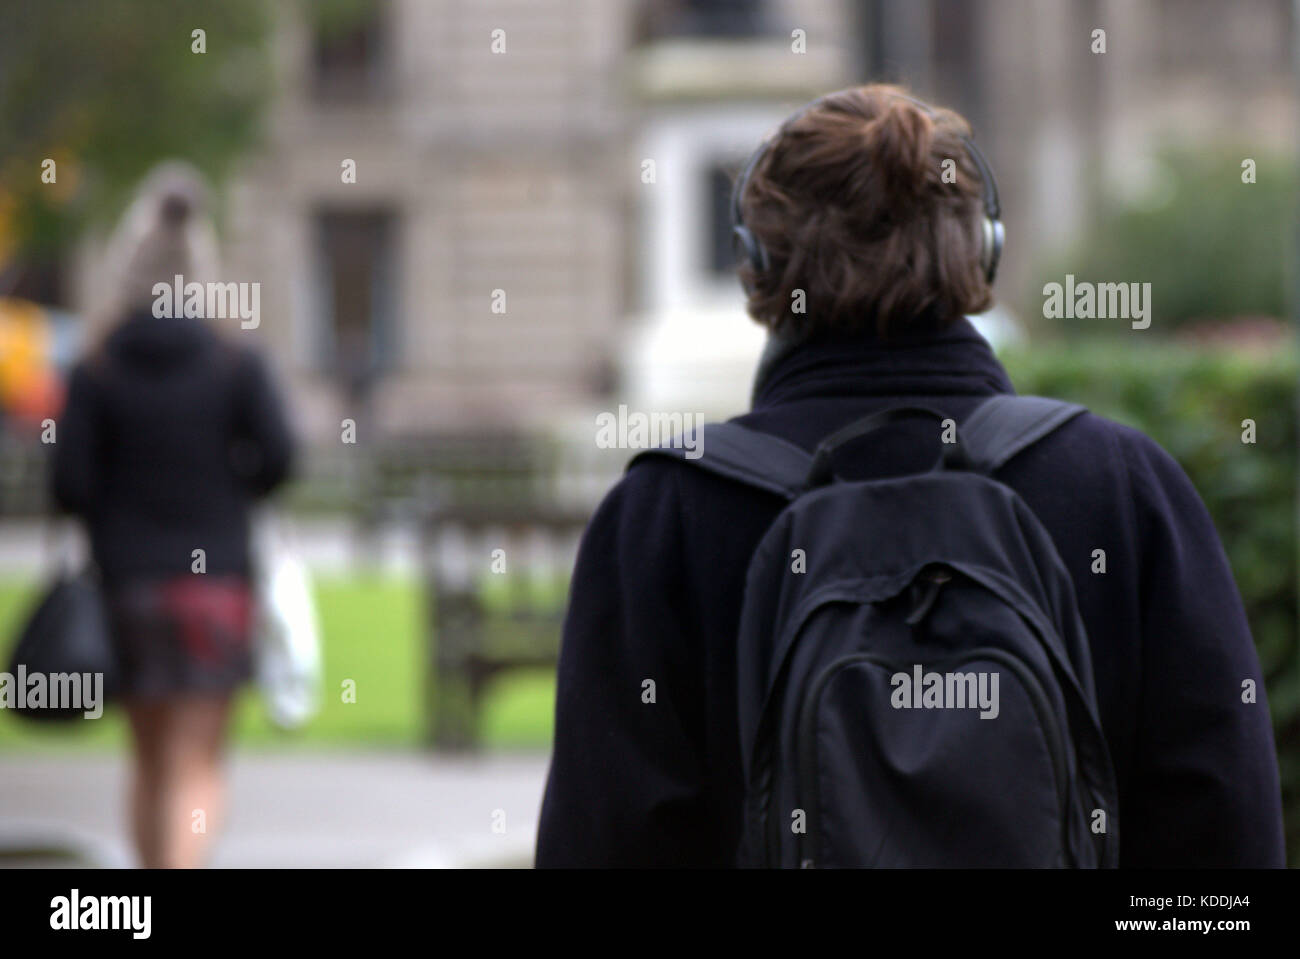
xmin=0 ymin=575 xmax=556 ymax=751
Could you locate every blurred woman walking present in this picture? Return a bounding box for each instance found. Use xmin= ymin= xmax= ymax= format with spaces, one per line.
xmin=50 ymin=162 xmax=295 ymax=868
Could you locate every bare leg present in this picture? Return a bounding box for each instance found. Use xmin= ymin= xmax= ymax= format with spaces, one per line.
xmin=124 ymin=695 xmax=234 ymax=868
xmin=124 ymin=699 xmax=168 ymax=867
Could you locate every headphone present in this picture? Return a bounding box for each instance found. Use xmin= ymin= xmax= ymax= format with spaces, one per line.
xmin=730 ymin=90 xmax=1004 ymax=286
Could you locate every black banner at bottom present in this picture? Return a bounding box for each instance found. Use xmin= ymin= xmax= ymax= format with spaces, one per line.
xmin=0 ymin=867 xmax=1290 ymax=946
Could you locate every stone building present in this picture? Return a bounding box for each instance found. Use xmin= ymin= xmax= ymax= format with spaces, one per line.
xmin=61 ymin=0 xmax=1297 ymax=440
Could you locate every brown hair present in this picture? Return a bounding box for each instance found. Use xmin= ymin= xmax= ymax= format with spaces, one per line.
xmin=736 ymin=84 xmax=994 ymax=339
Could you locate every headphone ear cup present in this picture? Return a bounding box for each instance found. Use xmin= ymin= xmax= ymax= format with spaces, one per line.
xmin=980 ymin=217 xmax=1004 ymax=284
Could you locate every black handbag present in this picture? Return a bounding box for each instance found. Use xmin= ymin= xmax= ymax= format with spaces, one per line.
xmin=5 ymin=568 xmax=118 ymax=721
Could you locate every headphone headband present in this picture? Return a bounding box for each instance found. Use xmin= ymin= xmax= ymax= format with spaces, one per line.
xmin=730 ymin=89 xmax=1003 ymax=284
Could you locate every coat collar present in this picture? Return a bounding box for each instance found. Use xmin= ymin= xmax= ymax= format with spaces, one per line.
xmin=750 ymin=315 xmax=1016 ymax=410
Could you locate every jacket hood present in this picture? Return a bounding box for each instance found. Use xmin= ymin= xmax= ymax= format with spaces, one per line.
xmin=104 ymin=309 xmax=214 ymax=368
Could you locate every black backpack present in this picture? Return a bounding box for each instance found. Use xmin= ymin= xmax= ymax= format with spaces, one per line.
xmin=634 ymin=395 xmax=1119 ymax=868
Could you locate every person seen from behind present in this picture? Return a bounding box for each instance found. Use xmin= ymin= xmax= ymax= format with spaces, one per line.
xmin=50 ymin=162 xmax=295 ymax=868
xmin=536 ymin=85 xmax=1285 ymax=868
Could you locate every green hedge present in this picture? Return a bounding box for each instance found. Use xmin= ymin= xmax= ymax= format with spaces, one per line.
xmin=1023 ymin=146 xmax=1294 ymax=331
xmin=1003 ymin=339 xmax=1298 ymax=863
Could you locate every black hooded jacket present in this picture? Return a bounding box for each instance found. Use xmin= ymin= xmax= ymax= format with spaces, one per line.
xmin=536 ymin=317 xmax=1286 ymax=868
xmin=50 ymin=309 xmax=294 ymax=584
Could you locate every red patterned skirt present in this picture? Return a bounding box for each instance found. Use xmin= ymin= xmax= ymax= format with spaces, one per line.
xmin=107 ymin=576 xmax=254 ymax=699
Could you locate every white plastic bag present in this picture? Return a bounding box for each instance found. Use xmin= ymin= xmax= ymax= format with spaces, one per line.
xmin=252 ymin=513 xmax=322 ymax=729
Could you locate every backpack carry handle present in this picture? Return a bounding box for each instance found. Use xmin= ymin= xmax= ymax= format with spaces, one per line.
xmin=805 ymin=405 xmax=964 ymax=489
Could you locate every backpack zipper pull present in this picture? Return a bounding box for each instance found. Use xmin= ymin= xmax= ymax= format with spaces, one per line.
xmin=905 ymin=567 xmax=951 ymax=625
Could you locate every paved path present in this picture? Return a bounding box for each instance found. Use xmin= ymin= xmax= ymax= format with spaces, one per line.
xmin=0 ymin=518 xmax=426 ymax=576
xmin=0 ymin=749 xmax=550 ymax=868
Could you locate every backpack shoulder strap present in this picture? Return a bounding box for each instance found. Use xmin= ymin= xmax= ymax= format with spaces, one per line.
xmin=628 ymin=397 xmax=1085 ymax=495
xmin=628 ymin=422 xmax=812 ymax=501
xmin=959 ymin=395 xmax=1087 ymax=472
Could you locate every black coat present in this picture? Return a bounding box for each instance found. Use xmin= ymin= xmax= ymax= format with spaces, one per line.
xmin=536 ymin=317 xmax=1286 ymax=867
xmin=51 ymin=310 xmax=295 ymax=584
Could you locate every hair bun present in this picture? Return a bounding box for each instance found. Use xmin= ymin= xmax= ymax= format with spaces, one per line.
xmin=861 ymin=98 xmax=934 ymax=206
xmin=160 ymin=192 xmax=192 ymax=226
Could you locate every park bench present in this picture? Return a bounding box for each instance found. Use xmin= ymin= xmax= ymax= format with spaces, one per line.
xmin=421 ymin=500 xmax=589 ymax=750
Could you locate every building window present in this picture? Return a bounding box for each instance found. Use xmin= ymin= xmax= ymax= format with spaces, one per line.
xmin=705 ymin=160 xmax=741 ymax=277
xmin=931 ymin=0 xmax=983 ymax=123
xmin=859 ymin=0 xmax=889 ymax=80
xmin=636 ymin=0 xmax=769 ymax=43
xmin=638 ymin=110 xmax=784 ymax=311
xmin=313 ymin=210 xmax=397 ymax=396
xmin=310 ymin=0 xmax=390 ymax=101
